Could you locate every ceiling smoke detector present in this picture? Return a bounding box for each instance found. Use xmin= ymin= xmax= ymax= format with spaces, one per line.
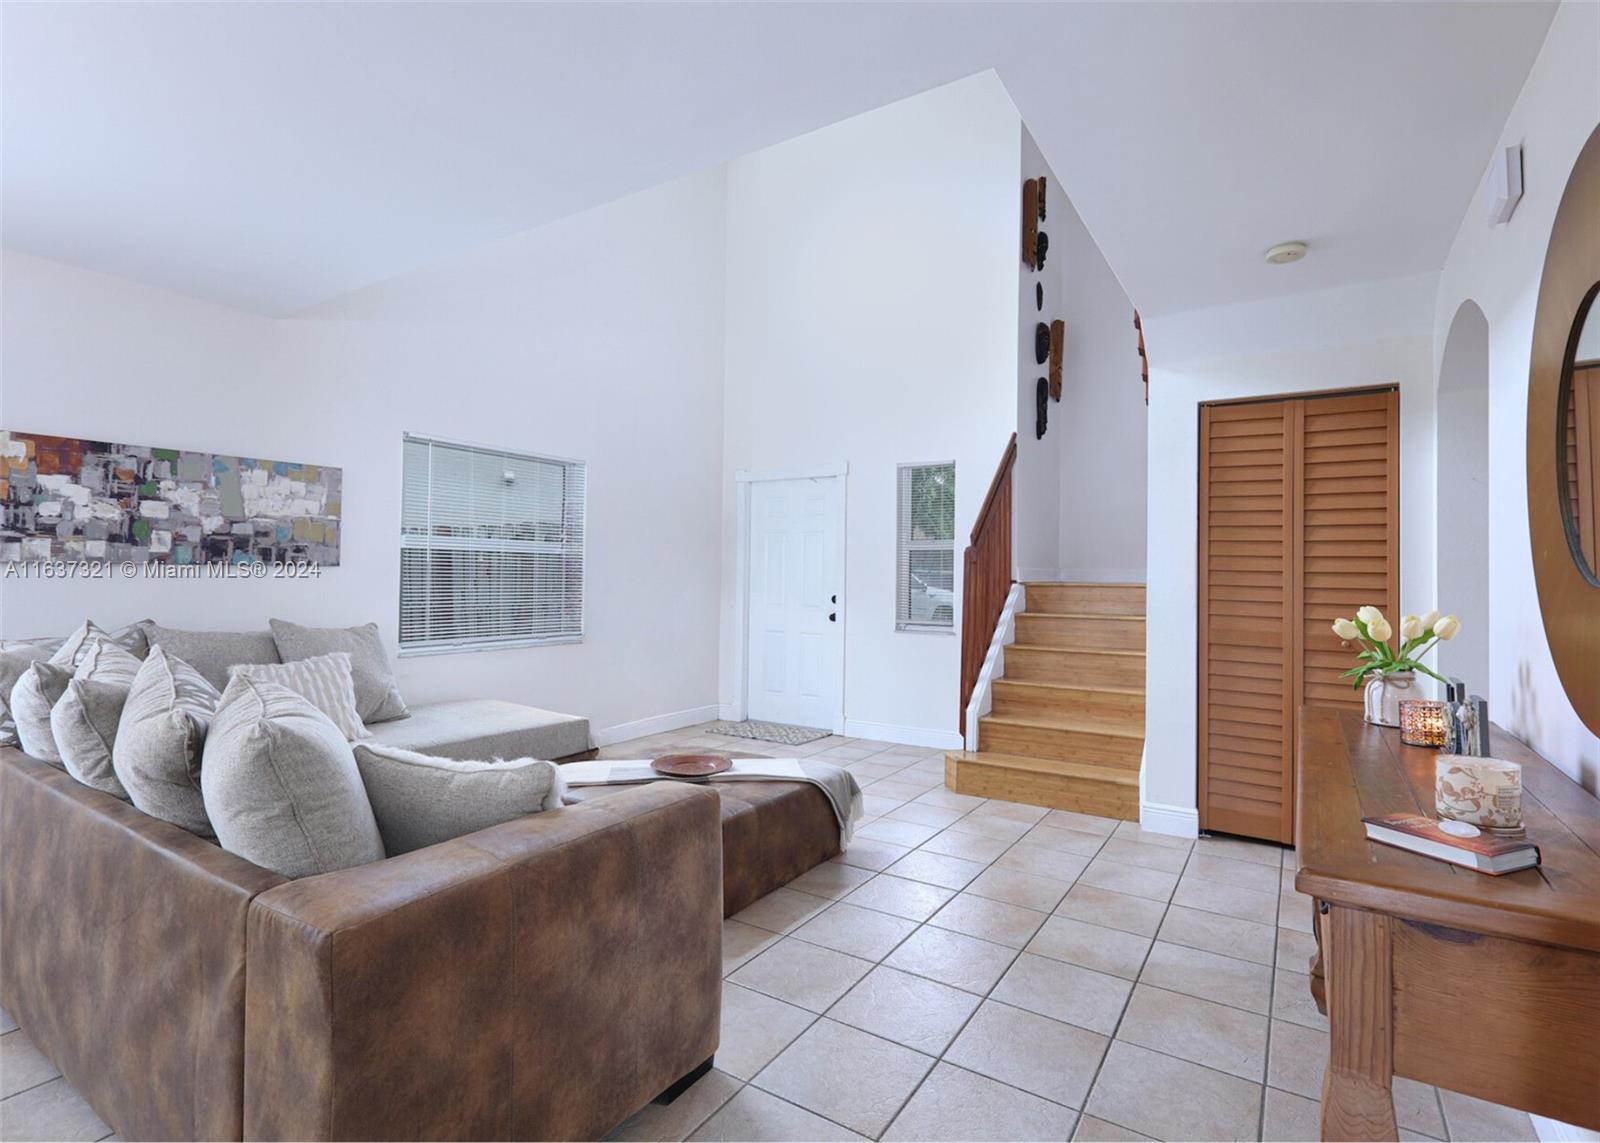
xmin=1264 ymin=241 xmax=1308 ymax=265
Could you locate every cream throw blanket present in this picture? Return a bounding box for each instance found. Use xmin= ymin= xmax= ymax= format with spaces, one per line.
xmin=560 ymin=757 xmax=864 ymax=844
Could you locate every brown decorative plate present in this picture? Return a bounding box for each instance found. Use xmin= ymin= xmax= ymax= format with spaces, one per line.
xmin=652 ymin=752 xmax=732 ymax=777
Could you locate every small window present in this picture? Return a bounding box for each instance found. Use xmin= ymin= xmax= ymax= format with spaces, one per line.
xmin=896 ymin=461 xmax=955 ymax=631
xmin=400 ymin=433 xmax=585 ymax=654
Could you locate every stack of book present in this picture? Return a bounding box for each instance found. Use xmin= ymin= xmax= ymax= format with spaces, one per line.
xmin=1363 ymin=813 xmax=1541 ymax=875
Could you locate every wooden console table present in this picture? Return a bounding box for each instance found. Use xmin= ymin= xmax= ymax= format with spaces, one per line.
xmin=1294 ymin=708 xmax=1600 ymax=1141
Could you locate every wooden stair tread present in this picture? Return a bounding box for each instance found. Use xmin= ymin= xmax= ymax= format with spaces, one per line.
xmin=971 ymin=582 xmax=1148 ymax=821
xmin=1011 ymin=644 xmax=1146 ymax=658
xmin=946 ymin=750 xmax=1139 ymax=786
xmin=995 ymin=678 xmax=1145 ymax=697
xmin=1023 ymin=581 xmax=1145 ymax=589
xmin=980 ymin=712 xmax=1145 ymax=741
xmin=1020 ymin=611 xmax=1144 ymax=621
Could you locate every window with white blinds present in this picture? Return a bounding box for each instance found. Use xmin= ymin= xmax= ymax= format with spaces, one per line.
xmin=400 ymin=433 xmax=586 ymax=653
xmin=896 ymin=461 xmax=955 ymax=631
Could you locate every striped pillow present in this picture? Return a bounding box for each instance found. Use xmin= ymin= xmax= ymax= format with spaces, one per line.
xmin=230 ymin=653 xmax=369 ymax=742
xmin=49 ymin=620 xmax=150 ymax=669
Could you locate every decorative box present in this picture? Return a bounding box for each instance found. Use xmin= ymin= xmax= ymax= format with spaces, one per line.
xmin=1435 ymin=755 xmax=1524 ymax=831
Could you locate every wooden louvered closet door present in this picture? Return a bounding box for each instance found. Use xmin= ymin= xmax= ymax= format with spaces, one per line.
xmin=1199 ymin=389 xmax=1399 ymax=844
xmin=1199 ymin=401 xmax=1296 ymax=844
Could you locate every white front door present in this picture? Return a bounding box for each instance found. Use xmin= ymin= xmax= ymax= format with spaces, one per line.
xmin=746 ymin=476 xmax=842 ymax=729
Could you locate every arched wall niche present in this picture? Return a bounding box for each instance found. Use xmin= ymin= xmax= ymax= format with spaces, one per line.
xmin=1436 ymin=299 xmax=1491 ymax=691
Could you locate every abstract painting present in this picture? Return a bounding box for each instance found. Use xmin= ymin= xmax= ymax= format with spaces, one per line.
xmin=0 ymin=431 xmax=341 ymax=565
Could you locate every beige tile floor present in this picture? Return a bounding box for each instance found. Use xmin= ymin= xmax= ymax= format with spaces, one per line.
xmin=0 ymin=724 xmax=1542 ymax=1142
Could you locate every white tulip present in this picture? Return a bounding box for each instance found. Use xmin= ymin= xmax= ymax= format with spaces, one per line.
xmin=1434 ymin=615 xmax=1460 ymax=641
xmin=1400 ymin=615 xmax=1423 ymax=641
xmin=1368 ymin=617 xmax=1393 ymax=643
xmin=1357 ymin=605 xmax=1385 ymax=628
xmin=1332 ymin=617 xmax=1359 ymax=641
xmin=1422 ymin=609 xmax=1441 ymax=631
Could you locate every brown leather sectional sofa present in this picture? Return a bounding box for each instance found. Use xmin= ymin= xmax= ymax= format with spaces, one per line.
xmin=568 ymin=778 xmax=841 ymax=917
xmin=1 ymin=746 xmax=842 ymax=1141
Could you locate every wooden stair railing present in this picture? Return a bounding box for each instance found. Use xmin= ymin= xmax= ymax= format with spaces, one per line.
xmin=960 ymin=432 xmax=1018 ymax=735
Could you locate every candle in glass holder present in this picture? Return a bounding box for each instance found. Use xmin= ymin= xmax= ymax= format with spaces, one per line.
xmin=1399 ymin=699 xmax=1450 ymax=747
xmin=1436 ymin=755 xmax=1523 ymax=831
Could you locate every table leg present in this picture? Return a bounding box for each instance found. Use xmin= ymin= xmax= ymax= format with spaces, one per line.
xmin=1320 ymin=905 xmax=1398 ymax=1142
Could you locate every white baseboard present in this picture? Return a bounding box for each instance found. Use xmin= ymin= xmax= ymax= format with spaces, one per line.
xmin=1140 ymin=800 xmax=1200 ymax=839
xmin=1533 ymin=1116 xmax=1600 ymax=1142
xmin=843 ymin=719 xmax=962 ymax=751
xmin=592 ymin=704 xmax=720 ymax=747
xmin=717 ymin=702 xmax=741 ymax=721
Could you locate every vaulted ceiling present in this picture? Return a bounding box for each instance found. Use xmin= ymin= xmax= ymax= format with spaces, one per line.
xmin=2 ymin=2 xmax=1556 ymax=316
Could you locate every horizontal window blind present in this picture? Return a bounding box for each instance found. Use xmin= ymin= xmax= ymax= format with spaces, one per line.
xmin=400 ymin=433 xmax=585 ymax=653
xmin=896 ymin=462 xmax=955 ymax=631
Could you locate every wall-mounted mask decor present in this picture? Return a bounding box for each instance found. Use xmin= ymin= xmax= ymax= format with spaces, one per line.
xmin=1022 ymin=179 xmax=1039 ymax=268
xmin=1036 ymin=282 xmax=1043 ymax=312
xmin=0 ymin=430 xmax=341 ymax=566
xmin=1035 ymin=378 xmax=1049 ymax=440
xmin=1035 ymin=231 xmax=1049 ymax=270
xmin=1035 ymin=322 xmax=1051 ymax=366
xmin=1049 ymin=319 xmax=1066 ymax=401
xmin=1037 ymin=176 xmax=1047 ymax=220
xmin=1526 ymin=120 xmax=1600 ymax=734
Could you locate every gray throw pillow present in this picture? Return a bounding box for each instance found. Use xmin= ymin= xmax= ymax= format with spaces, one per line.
xmin=201 ymin=676 xmax=385 ymax=878
xmin=269 ymin=619 xmax=409 ymax=725
xmin=113 ymin=645 xmax=222 ymax=836
xmin=231 ymin=653 xmax=369 ymax=742
xmin=51 ymin=640 xmax=145 ymax=798
xmin=10 ymin=662 xmax=71 ymax=763
xmin=50 ymin=620 xmax=151 ymax=669
xmin=351 ymin=743 xmax=566 ymax=855
xmin=139 ymin=623 xmax=280 ymax=691
xmin=0 ymin=639 xmax=63 ymax=722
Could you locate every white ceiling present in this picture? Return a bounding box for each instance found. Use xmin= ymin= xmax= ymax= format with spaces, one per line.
xmin=2 ymin=2 xmax=1556 ymax=317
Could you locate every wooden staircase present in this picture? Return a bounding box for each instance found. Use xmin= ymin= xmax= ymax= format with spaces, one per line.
xmin=946 ymin=582 xmax=1146 ymax=820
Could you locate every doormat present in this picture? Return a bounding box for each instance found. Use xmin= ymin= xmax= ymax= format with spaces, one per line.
xmin=703 ymin=720 xmax=831 ymax=747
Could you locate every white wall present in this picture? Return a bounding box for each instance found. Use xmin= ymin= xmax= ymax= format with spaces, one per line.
xmin=1 ymin=170 xmax=731 ymax=745
xmin=1052 ymin=181 xmax=1147 ymax=583
xmin=4 ymin=74 xmax=1029 ymax=752
xmin=1141 ymin=0 xmax=1600 ymax=833
xmin=1432 ymin=0 xmax=1600 ymax=796
xmin=0 ymin=249 xmax=289 ymax=629
xmin=718 ymin=72 xmax=1020 ymax=748
xmin=1013 ymin=130 xmax=1147 ymax=586
xmin=1579 ymin=310 xmax=1600 ymax=361
xmin=1142 ymin=273 xmax=1439 ymax=824
xmin=1013 ymin=128 xmax=1062 ymax=583
xmin=1435 ymin=300 xmax=1492 ymax=687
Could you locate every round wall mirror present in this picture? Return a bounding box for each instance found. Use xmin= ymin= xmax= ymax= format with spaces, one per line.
xmin=1528 ymin=122 xmax=1600 ymax=735
xmin=1559 ymin=284 xmax=1600 ymax=583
